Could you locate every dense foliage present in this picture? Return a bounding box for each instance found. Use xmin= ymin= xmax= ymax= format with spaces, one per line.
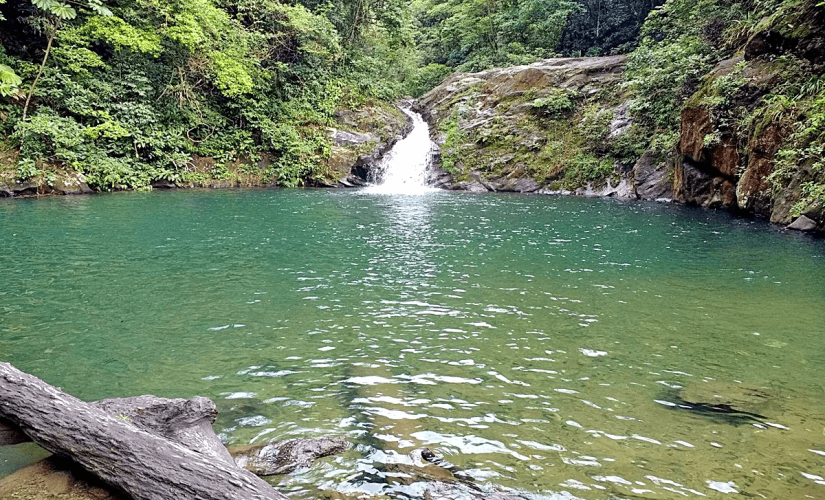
xmin=412 ymin=0 xmax=665 ymax=72
xmin=0 ymin=0 xmax=418 ymax=189
xmin=0 ymin=0 xmax=667 ymax=191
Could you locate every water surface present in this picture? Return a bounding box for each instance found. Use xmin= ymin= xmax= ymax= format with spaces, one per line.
xmin=1 ymin=189 xmax=824 ymax=499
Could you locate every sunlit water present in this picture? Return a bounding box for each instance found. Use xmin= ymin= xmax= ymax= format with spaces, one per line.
xmin=363 ymin=109 xmax=438 ymax=196
xmin=1 ymin=189 xmax=824 ymax=499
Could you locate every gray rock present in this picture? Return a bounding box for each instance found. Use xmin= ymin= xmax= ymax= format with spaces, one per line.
xmin=608 ymin=103 xmax=632 ymax=139
xmin=592 ymin=177 xmax=635 ymax=199
xmin=633 ymin=152 xmax=672 ymax=200
xmin=788 ymin=215 xmax=818 ymax=232
xmin=11 ymin=181 xmax=39 ymax=197
xmin=330 ymin=129 xmax=378 ymax=147
xmin=232 ymin=436 xmax=350 ymax=476
xmin=483 ymin=176 xmax=540 ymax=193
xmin=458 ymin=182 xmax=490 ymax=193
xmin=52 ymin=173 xmax=94 ymax=195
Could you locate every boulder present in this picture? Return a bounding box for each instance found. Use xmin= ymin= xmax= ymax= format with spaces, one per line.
xmin=745 ymin=30 xmax=793 ymax=60
xmin=787 ymin=215 xmax=818 ymax=232
xmin=232 ymin=436 xmax=350 ymax=476
xmin=51 ymin=172 xmax=94 ymax=195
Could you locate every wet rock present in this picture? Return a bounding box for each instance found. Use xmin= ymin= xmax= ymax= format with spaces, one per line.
xmin=632 ymin=152 xmax=673 ymax=200
xmin=674 ymin=160 xmax=736 ymax=209
xmin=150 ymin=180 xmax=178 ymax=190
xmin=593 ymin=177 xmax=635 ymax=199
xmin=0 ymin=183 xmax=11 ymax=197
xmin=428 ymin=166 xmax=455 ymax=189
xmin=456 ymin=182 xmax=490 ymax=193
xmin=484 ymin=176 xmax=541 ymax=193
xmin=737 ymin=122 xmax=789 ymax=216
xmin=10 ymin=180 xmax=41 ymax=197
xmin=232 ymin=436 xmax=350 ymax=476
xmin=788 ymin=215 xmax=818 ymax=232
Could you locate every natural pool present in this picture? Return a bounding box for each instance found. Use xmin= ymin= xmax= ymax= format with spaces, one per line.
xmin=1 ymin=189 xmax=824 ymax=499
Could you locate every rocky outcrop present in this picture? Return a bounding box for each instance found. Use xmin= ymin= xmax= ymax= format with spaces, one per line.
xmin=415 ymin=56 xmax=681 ymax=203
xmin=325 ymin=104 xmax=413 ymax=187
xmin=0 ymin=171 xmax=93 ymax=198
xmin=415 ymin=56 xmax=643 ymax=195
xmin=414 ymin=21 xmax=824 ymax=233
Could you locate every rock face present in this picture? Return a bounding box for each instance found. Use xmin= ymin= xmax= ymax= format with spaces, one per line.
xmin=325 ymin=104 xmax=413 ymax=187
xmin=415 ymin=56 xmax=641 ymax=196
xmin=415 ymin=55 xmax=680 ymax=203
xmin=0 ymin=171 xmax=93 ymax=198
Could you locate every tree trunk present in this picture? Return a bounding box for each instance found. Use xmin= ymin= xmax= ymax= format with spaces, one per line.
xmin=0 ymin=362 xmax=290 ymax=500
xmin=22 ymin=30 xmax=55 ymax=124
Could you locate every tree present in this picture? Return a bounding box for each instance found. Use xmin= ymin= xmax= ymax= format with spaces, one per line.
xmin=19 ymin=0 xmax=113 ymax=122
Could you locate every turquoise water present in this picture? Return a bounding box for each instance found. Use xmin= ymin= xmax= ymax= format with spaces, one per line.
xmin=1 ymin=189 xmax=824 ymax=499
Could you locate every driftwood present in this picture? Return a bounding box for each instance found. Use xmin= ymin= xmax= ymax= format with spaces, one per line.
xmin=0 ymin=361 xmax=290 ymax=500
xmin=1 ymin=395 xmax=232 ymax=462
xmin=232 ymin=436 xmax=350 ymax=476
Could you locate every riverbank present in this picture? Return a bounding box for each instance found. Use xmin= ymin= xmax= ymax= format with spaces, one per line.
xmin=0 ymin=100 xmax=412 ymax=198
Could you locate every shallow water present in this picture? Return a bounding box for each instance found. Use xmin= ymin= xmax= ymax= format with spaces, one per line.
xmin=1 ymin=189 xmax=824 ymax=499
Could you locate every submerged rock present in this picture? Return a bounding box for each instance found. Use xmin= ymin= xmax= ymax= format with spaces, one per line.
xmin=232 ymin=436 xmax=350 ymax=476
xmin=0 ymin=457 xmax=128 ymax=500
xmin=667 ymin=381 xmax=779 ymax=426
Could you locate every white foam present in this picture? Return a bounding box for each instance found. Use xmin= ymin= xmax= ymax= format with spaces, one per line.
xmin=362 ymin=109 xmax=439 ymax=195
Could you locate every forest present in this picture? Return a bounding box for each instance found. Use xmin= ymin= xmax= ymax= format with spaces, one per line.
xmin=0 ymin=0 xmax=669 ymax=190
xmin=0 ymin=0 xmax=823 ymax=215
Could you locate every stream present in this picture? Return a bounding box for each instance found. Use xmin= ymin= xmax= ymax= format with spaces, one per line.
xmin=0 ymin=111 xmax=824 ymax=499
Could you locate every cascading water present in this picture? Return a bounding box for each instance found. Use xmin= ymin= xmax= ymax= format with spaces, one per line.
xmin=363 ymin=109 xmax=438 ymax=195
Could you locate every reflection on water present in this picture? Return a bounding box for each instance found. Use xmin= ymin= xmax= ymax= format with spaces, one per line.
xmin=1 ymin=190 xmax=824 ymax=499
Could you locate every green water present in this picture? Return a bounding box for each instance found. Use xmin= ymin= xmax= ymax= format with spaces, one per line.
xmin=1 ymin=189 xmax=824 ymax=499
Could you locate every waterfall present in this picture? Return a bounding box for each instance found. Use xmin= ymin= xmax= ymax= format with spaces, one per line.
xmin=363 ymin=109 xmax=437 ymax=195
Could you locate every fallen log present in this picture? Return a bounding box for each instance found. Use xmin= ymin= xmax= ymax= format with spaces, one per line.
xmin=0 ymin=361 xmax=290 ymax=500
xmin=1 ymin=395 xmax=231 ymax=460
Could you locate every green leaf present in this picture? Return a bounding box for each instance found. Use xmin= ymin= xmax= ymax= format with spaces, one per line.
xmin=0 ymin=64 xmax=23 ymax=97
xmin=49 ymin=2 xmax=76 ymax=19
xmin=31 ymin=0 xmax=54 ymax=10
